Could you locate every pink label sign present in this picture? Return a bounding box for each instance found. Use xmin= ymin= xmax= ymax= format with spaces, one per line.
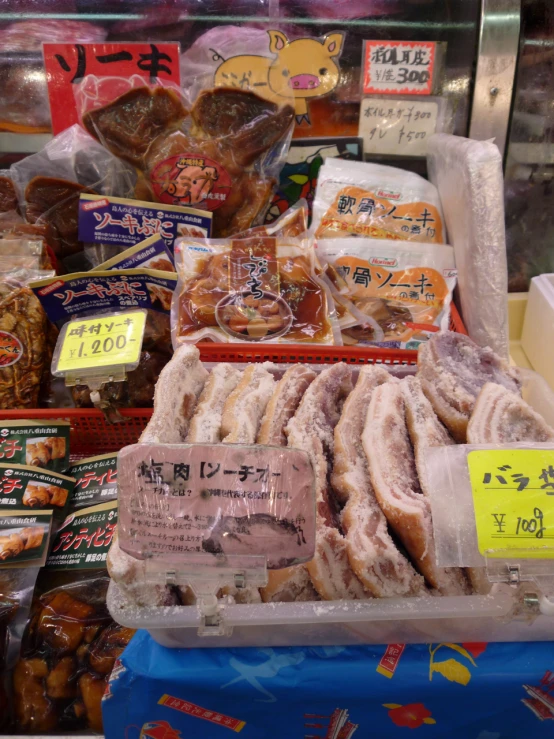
xmin=362 ymin=41 xmax=437 ymax=95
xmin=118 ymin=443 xmax=316 ymax=569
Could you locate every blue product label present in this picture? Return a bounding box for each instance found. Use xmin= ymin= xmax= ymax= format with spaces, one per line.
xmin=78 ymin=194 xmax=212 ymax=253
xmin=30 ymin=269 xmax=176 ymax=325
xmin=94 ymin=235 xmax=175 ymax=272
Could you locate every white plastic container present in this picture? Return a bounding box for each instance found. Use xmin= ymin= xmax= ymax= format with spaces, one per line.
xmin=521 ymin=274 xmax=554 ymax=390
xmin=107 ymin=365 xmax=554 ymax=648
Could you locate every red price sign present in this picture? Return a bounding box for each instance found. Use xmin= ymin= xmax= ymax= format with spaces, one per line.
xmin=43 ymin=42 xmax=181 ymax=135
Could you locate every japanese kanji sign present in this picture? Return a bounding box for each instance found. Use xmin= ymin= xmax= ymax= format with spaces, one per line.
xmin=362 ymin=41 xmax=439 ymax=96
xmin=117 ymin=443 xmax=316 ymax=568
xmin=468 ymin=449 xmax=554 ymax=559
xmin=55 ymin=310 xmax=146 ymax=374
xmin=47 ymin=501 xmax=118 ymax=570
xmin=43 ymin=42 xmax=181 ymax=135
xmin=359 ymin=97 xmax=443 ymax=158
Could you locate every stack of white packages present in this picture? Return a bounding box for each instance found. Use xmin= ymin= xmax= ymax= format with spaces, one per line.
xmin=427 ymin=134 xmax=509 ymax=358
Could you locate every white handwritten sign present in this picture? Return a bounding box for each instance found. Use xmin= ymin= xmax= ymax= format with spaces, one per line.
xmin=363 ymin=41 xmax=438 ymax=96
xmin=358 ymin=97 xmax=442 ymax=157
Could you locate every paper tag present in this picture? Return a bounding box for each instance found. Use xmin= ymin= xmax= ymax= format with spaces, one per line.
xmin=43 ymin=42 xmax=181 ymax=135
xmin=362 ymin=41 xmax=437 ymax=95
xmin=359 ymin=97 xmax=441 ymax=157
xmin=54 ymin=310 xmax=146 ymax=375
xmin=118 ymin=443 xmax=316 ymax=569
xmin=468 ymin=449 xmax=554 ymax=559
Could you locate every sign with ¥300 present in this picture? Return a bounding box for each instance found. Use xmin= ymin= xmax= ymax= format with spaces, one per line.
xmin=468 ymin=449 xmax=554 ymax=559
xmin=56 ymin=311 xmax=146 ymax=373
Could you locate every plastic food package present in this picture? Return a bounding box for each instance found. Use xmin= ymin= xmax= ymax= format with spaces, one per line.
xmin=172 ymin=235 xmax=338 ymax=345
xmin=0 ymin=172 xmax=18 ymax=213
xmin=67 ymin=454 xmax=118 ymax=510
xmin=91 ymin=234 xmax=175 ymax=274
xmin=0 ymin=269 xmax=55 ymax=409
xmin=0 ymin=420 xmax=70 ymax=473
xmin=312 ymin=158 xmax=446 ymax=244
xmin=10 ymin=125 xmax=136 ymax=272
xmin=235 ymin=198 xmax=309 ymax=239
xmin=427 ymin=134 xmax=509 ymax=357
xmin=79 ymin=76 xmax=295 ymax=237
xmin=13 ymin=500 xmax=134 ymax=734
xmin=317 ymin=239 xmax=457 ymax=348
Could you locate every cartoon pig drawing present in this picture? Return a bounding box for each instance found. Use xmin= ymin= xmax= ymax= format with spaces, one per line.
xmin=165 ymin=161 xmax=218 ymax=205
xmin=214 ymin=30 xmax=344 ymax=124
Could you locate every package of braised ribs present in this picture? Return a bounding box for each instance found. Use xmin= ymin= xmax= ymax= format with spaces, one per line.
xmin=172 ymin=234 xmax=339 ymax=345
xmin=30 ymin=267 xmax=176 ymax=411
xmin=67 ymin=454 xmax=118 ymax=510
xmin=9 ymin=124 xmax=136 ymax=272
xmin=92 ymin=234 xmax=175 ymax=273
xmin=77 ymin=74 xmax=295 ymax=237
xmin=78 ymin=192 xmax=212 ymax=268
xmin=12 ymin=500 xmax=134 ymax=734
xmin=312 ymin=158 xmax=446 ymax=244
xmin=317 ymin=238 xmax=457 ymax=348
xmin=0 ymin=420 xmax=70 ymax=473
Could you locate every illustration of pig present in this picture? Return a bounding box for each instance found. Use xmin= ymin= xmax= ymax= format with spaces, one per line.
xmin=165 ymin=161 xmax=218 ymax=205
xmin=214 ymin=30 xmax=344 ymax=124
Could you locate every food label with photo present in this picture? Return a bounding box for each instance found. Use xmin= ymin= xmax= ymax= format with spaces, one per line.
xmin=30 ymin=268 xmax=177 ymax=325
xmin=46 ymin=501 xmax=118 ymax=570
xmin=68 ymin=454 xmax=118 ymax=510
xmin=79 ymin=194 xmax=212 ymax=253
xmin=0 ymin=464 xmax=75 ymax=514
xmin=150 ymin=153 xmax=232 ymax=212
xmin=0 ymin=421 xmax=70 ymax=474
xmin=0 ymin=510 xmax=51 ymax=565
xmin=92 ymin=235 xmax=175 ymax=273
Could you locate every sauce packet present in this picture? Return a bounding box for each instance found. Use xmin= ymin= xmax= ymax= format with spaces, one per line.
xmin=312 ymin=158 xmax=446 ymax=244
xmin=317 ymin=238 xmax=457 ymax=349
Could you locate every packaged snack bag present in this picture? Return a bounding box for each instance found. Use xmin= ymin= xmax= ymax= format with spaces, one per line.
xmin=79 ymin=75 xmax=294 ymax=237
xmin=0 ymin=420 xmax=70 ymax=473
xmin=317 ymin=238 xmax=457 ymax=348
xmin=312 ymin=158 xmax=446 ymax=244
xmin=173 ymin=235 xmax=339 ymax=345
xmin=12 ymin=500 xmax=134 ymax=734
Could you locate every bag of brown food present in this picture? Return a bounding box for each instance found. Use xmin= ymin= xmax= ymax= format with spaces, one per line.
xmin=79 ymin=74 xmax=295 ymax=237
xmin=0 ymin=268 xmax=56 ymax=409
xmin=10 ymin=125 xmax=136 ymax=272
xmin=0 ymin=171 xmax=19 ymax=214
xmin=12 ymin=501 xmax=134 ymax=734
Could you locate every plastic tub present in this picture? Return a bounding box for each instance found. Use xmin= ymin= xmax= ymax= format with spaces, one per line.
xmin=107 ymin=364 xmax=554 ymax=648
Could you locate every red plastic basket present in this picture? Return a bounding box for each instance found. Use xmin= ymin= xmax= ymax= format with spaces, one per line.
xmin=0 ymin=306 xmax=466 ymax=457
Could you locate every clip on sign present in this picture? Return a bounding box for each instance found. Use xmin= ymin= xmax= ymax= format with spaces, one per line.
xmin=51 ymin=309 xmax=147 ymax=393
xmin=117 ymin=443 xmax=316 ymax=629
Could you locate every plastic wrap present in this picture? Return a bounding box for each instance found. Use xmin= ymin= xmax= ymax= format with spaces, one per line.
xmin=172 ymin=235 xmax=338 ymax=345
xmin=0 ymin=171 xmax=18 ymax=214
xmin=312 ymin=158 xmax=446 ymax=243
xmin=10 ymin=125 xmax=136 ymax=272
xmin=427 ymin=133 xmax=509 ymax=358
xmin=317 ymin=239 xmax=457 ymax=348
xmin=79 ymin=75 xmax=295 ymax=237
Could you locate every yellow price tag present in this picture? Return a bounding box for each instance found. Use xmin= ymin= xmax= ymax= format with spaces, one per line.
xmin=56 ymin=311 xmax=146 ymax=373
xmin=468 ymin=449 xmax=554 ymax=559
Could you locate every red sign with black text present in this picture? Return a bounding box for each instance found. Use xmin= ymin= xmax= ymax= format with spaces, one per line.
xmin=43 ymin=42 xmax=181 ymax=135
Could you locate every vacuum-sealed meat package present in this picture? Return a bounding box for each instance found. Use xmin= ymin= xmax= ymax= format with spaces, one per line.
xmin=317 ymin=239 xmax=457 ymax=348
xmin=10 ymin=125 xmax=136 ymax=272
xmin=79 ymin=75 xmax=295 ymax=238
xmin=312 ymin=158 xmax=446 ymax=244
xmin=172 ymin=234 xmax=338 ymax=345
xmin=0 ymin=172 xmax=19 ymax=214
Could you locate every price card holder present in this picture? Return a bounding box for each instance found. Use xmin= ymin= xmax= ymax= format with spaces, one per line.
xmin=424 ymin=444 xmax=554 ymax=609
xmin=52 ymin=310 xmax=147 ymax=391
xmin=117 ymin=442 xmax=316 ymax=635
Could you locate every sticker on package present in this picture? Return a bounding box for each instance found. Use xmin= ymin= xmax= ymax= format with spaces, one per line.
xmin=46 ymin=500 xmax=118 ymax=569
xmin=173 ymin=235 xmax=339 ymax=345
xmin=317 ymin=239 xmax=457 ymax=348
xmin=0 ymin=511 xmax=51 ymax=565
xmin=0 ymin=463 xmax=74 ymax=513
xmin=117 ymin=444 xmax=316 ymax=568
xmin=92 ymin=235 xmax=175 ymax=272
xmin=68 ymin=454 xmax=118 ymax=510
xmin=78 ymin=193 xmax=212 ymax=253
xmin=30 ymin=268 xmax=177 ymax=325
xmin=312 ymin=158 xmax=445 ymax=243
xmin=0 ymin=420 xmax=70 ymax=473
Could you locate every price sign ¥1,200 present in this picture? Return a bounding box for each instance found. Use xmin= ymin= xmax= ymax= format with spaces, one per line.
xmin=55 ymin=311 xmax=146 ymax=374
xmin=468 ymin=448 xmax=554 ymax=559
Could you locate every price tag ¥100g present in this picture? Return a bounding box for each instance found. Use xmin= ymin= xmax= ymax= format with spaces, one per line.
xmin=54 ymin=310 xmax=147 ymax=375
xmin=468 ymin=448 xmax=554 ymax=559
